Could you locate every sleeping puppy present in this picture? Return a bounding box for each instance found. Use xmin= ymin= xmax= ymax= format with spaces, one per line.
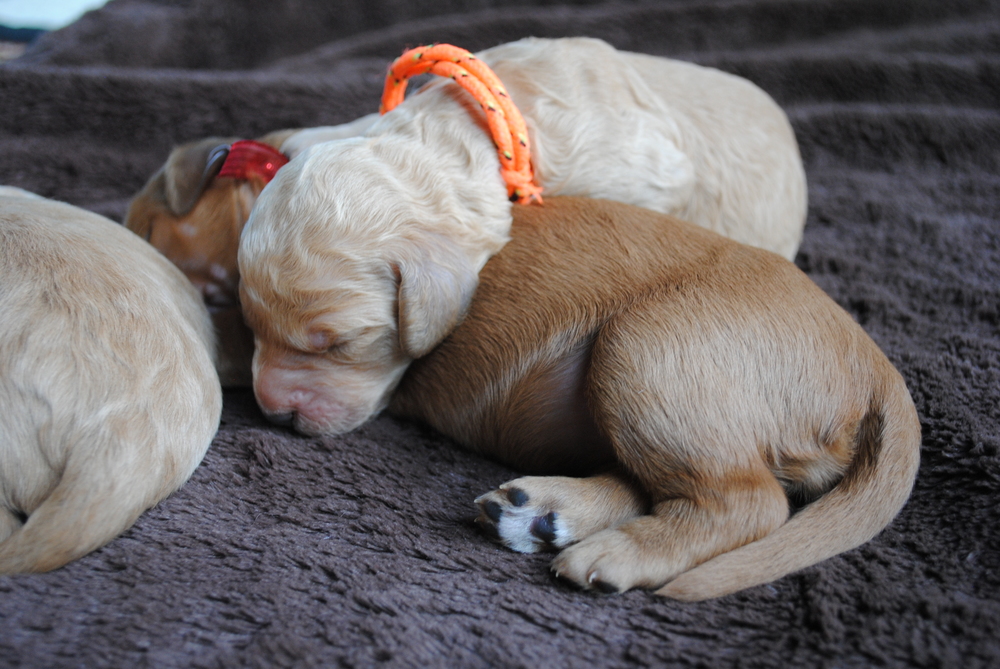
xmin=240 ymin=36 xmax=808 ymax=434
xmin=0 ymin=187 xmax=222 ymax=574
xmin=386 ymin=197 xmax=921 ymax=600
xmin=125 ymin=117 xmax=379 ymax=386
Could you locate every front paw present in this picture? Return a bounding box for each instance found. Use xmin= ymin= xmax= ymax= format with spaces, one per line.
xmin=474 ymin=479 xmax=573 ymax=553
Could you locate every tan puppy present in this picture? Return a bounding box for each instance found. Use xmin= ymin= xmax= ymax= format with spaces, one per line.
xmin=0 ymin=187 xmax=222 ymax=574
xmin=240 ymin=36 xmax=808 ymax=435
xmin=386 ymin=197 xmax=921 ymax=600
xmin=125 ymin=118 xmax=378 ymax=386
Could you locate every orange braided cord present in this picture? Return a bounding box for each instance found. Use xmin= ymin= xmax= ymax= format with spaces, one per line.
xmin=380 ymin=44 xmax=542 ymax=204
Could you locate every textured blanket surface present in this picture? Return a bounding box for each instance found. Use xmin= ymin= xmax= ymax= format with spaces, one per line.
xmin=1 ymin=0 xmax=999 ymax=667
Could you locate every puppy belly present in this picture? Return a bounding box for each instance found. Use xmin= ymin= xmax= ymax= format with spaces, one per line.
xmin=485 ymin=344 xmax=616 ymax=476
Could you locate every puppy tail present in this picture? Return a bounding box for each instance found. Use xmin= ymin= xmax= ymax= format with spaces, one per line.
xmin=0 ymin=420 xmax=215 ymax=575
xmin=658 ymin=368 xmax=921 ymax=601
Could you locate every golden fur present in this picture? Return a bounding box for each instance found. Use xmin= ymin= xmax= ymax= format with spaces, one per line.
xmin=239 ymin=37 xmax=808 ymax=433
xmin=125 ymin=120 xmax=379 ymax=386
xmin=386 ymin=196 xmax=921 ymax=600
xmin=0 ymin=187 xmax=222 ymax=574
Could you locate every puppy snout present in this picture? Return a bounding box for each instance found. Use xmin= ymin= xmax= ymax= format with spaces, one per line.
xmin=253 ymin=363 xmax=356 ymax=435
xmin=254 ymin=371 xmax=315 ymax=423
xmin=254 ymin=375 xmax=296 ymax=415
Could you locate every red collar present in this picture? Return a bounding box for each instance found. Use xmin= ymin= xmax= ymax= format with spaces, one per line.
xmin=217 ymin=140 xmax=289 ymax=183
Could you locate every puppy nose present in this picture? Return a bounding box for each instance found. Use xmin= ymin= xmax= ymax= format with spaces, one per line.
xmin=264 ymin=410 xmax=295 ymax=427
xmin=254 ymin=374 xmax=302 ymax=423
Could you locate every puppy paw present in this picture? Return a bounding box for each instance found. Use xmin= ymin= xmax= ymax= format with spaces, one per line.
xmin=551 ymin=527 xmax=673 ymax=595
xmin=474 ymin=478 xmax=575 ymax=553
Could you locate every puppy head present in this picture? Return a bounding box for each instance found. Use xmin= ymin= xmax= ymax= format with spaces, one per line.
xmin=239 ymin=140 xmax=499 ymax=435
xmin=126 ymin=136 xmax=249 ymax=309
xmin=125 ymin=130 xmax=295 ymax=310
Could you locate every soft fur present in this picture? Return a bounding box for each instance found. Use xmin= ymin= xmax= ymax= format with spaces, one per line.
xmin=0 ymin=187 xmax=222 ymax=574
xmin=385 ymin=196 xmax=921 ymax=600
xmin=124 ymin=118 xmax=379 ymax=386
xmin=239 ymin=36 xmax=808 ymax=434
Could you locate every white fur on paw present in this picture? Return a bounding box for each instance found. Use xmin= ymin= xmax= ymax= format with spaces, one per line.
xmin=474 ymin=484 xmax=574 ymax=553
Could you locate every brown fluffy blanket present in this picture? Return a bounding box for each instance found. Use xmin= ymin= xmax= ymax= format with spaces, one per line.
xmin=2 ymin=0 xmax=999 ymax=666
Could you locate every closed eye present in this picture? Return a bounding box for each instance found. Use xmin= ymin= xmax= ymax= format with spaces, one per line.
xmin=305 ymin=326 xmax=378 ymax=358
xmin=304 ymin=327 xmax=342 ymax=353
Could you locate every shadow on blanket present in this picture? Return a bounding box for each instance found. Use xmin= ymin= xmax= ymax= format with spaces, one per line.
xmin=1 ymin=0 xmax=998 ymax=666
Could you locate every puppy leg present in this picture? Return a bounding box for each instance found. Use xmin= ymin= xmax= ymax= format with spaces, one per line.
xmin=550 ymin=295 xmax=790 ymax=593
xmin=552 ymin=466 xmax=788 ymax=593
xmin=474 ymin=472 xmax=647 ymax=553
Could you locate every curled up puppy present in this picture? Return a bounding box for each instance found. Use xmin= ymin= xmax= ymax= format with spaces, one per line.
xmin=386 ymin=197 xmax=922 ymax=600
xmin=239 ymin=36 xmax=808 ymax=433
xmin=0 ymin=187 xmax=222 ymax=574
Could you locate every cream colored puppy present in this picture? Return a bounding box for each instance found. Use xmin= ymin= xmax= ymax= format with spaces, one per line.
xmin=0 ymin=187 xmax=222 ymax=574
xmin=389 ymin=197 xmax=921 ymax=600
xmin=240 ymin=36 xmax=808 ymax=435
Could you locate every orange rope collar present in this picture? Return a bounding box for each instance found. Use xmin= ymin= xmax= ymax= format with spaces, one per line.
xmin=380 ymin=44 xmax=543 ymax=205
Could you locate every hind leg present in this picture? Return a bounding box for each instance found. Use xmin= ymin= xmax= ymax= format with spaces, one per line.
xmin=551 ymin=297 xmax=790 ymax=593
xmin=475 ymin=471 xmax=647 ymax=553
xmin=552 ymin=465 xmax=788 ymax=592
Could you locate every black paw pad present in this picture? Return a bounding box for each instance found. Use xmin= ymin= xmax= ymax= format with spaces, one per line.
xmin=530 ymin=512 xmax=558 ymax=544
xmin=506 ymin=487 xmax=529 ymax=507
xmin=482 ymin=500 xmax=503 ymax=523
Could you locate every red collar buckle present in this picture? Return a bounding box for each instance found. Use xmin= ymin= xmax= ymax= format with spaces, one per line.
xmin=217 ymin=140 xmax=289 ymax=183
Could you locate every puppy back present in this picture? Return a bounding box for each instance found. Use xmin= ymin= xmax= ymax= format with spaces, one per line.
xmin=392 ymin=196 xmax=789 ymax=455
xmin=0 ymin=195 xmax=221 ymax=573
xmin=2 ymin=196 xmax=215 ymax=356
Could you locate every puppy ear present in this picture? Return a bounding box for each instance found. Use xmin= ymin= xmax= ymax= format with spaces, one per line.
xmin=163 ymin=137 xmax=239 ymax=216
xmin=394 ymin=234 xmax=480 ymax=359
xmin=124 ymin=171 xmax=166 ymax=240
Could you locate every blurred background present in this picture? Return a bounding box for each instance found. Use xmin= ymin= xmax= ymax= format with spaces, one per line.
xmin=0 ymin=0 xmax=108 ymax=60
xmin=0 ymin=0 xmax=107 ymax=29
